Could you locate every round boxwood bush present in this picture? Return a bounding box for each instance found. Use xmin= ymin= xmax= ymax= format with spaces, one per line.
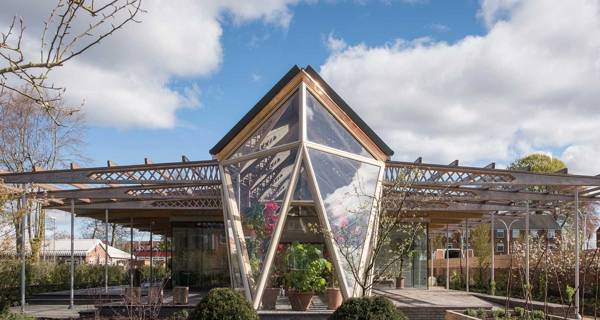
xmin=329 ymin=296 xmax=406 ymax=320
xmin=190 ymin=288 xmax=258 ymax=320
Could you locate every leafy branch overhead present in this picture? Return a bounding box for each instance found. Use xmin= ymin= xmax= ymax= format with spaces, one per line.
xmin=0 ymin=0 xmax=144 ymax=119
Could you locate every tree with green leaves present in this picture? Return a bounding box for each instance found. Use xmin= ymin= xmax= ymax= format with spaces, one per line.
xmin=508 ymin=154 xmax=566 ymax=173
xmin=470 ymin=223 xmax=491 ymax=288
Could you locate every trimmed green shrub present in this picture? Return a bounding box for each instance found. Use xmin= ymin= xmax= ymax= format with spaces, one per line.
xmin=476 ymin=308 xmax=485 ymax=318
xmin=464 ymin=309 xmax=477 ymax=317
xmin=0 ymin=307 xmax=35 ymax=320
xmin=329 ymin=296 xmax=407 ymax=320
xmin=531 ymin=310 xmax=545 ymax=320
xmin=190 ymin=288 xmax=258 ymax=320
xmin=492 ymin=309 xmax=505 ymax=320
xmin=513 ymin=306 xmax=525 ymax=317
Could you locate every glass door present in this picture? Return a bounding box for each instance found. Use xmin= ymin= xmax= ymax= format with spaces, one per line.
xmin=172 ymin=222 xmax=230 ymax=290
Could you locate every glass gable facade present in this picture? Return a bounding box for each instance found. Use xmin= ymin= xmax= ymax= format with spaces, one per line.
xmin=221 ymin=81 xmax=386 ymax=307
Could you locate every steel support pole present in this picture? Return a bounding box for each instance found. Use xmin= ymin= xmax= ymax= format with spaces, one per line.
xmin=525 ymin=201 xmax=530 ymax=290
xmin=150 ymin=224 xmax=153 ymax=287
xmin=104 ymin=209 xmax=109 ymax=294
xmin=446 ymin=224 xmax=450 ymax=290
xmin=69 ymin=199 xmax=75 ymax=309
xmin=465 ymin=219 xmax=469 ymax=292
xmin=491 ymin=212 xmax=495 ymax=295
xmin=130 ymin=217 xmax=134 ymax=288
xmin=20 ymin=197 xmax=26 ymax=313
xmin=575 ymin=189 xmax=581 ymax=318
xmin=430 ymin=235 xmax=434 ymax=289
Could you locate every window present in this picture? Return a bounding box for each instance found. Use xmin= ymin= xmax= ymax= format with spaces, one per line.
xmin=496 ymin=229 xmax=505 ymax=238
xmin=512 ymin=229 xmax=520 ymax=239
xmin=496 ymin=242 xmax=505 ymax=253
xmin=547 ymin=229 xmax=556 ymax=239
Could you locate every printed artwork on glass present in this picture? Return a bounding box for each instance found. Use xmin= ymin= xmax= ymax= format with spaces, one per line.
xmin=225 ymin=148 xmax=298 ymax=295
xmin=292 ymin=164 xmax=312 ymax=201
xmin=229 ymin=91 xmax=300 ymax=159
xmin=305 ymin=91 xmax=373 ymax=158
xmin=307 ymin=148 xmax=380 ymax=293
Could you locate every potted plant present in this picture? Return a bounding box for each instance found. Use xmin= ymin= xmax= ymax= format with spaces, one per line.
xmin=284 ymin=242 xmax=331 ymax=311
xmin=325 ymin=268 xmax=342 ymax=310
xmin=262 ymin=272 xmax=284 ymax=310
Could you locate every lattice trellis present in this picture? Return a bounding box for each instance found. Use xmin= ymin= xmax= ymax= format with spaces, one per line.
xmin=151 ymin=198 xmax=222 ymax=209
xmin=127 ymin=184 xmax=221 ymax=197
xmin=88 ymin=163 xmax=220 ymax=183
xmin=384 ymin=165 xmax=514 ymax=185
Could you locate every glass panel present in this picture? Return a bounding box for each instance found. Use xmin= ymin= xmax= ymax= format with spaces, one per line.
xmin=373 ymin=224 xmax=427 ymax=289
xmin=225 ymin=148 xmax=298 ymax=295
xmin=226 ymin=219 xmax=243 ymax=289
xmin=262 ymin=205 xmax=330 ymax=310
xmin=229 ymin=91 xmax=300 ymax=159
xmin=306 ymin=91 xmax=373 ymax=158
xmin=172 ymin=222 xmax=230 ymax=290
xmin=292 ymin=165 xmax=312 ymax=201
xmin=308 ymin=148 xmax=380 ymax=292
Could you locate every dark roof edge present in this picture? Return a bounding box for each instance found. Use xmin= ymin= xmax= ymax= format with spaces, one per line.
xmin=304 ymin=65 xmax=394 ymax=156
xmin=209 ymin=65 xmax=394 ymax=157
xmin=209 ymin=65 xmax=302 ymax=155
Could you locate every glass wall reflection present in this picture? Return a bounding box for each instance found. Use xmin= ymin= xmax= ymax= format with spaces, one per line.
xmin=307 ymin=148 xmax=380 ymax=293
xmin=172 ymin=222 xmax=230 ymax=290
xmin=225 ymin=148 xmax=298 ymax=295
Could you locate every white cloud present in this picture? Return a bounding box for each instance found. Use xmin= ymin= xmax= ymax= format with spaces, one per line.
xmin=1 ymin=0 xmax=302 ymax=129
xmin=325 ymin=32 xmax=348 ymax=52
xmin=320 ymin=0 xmax=600 ymax=174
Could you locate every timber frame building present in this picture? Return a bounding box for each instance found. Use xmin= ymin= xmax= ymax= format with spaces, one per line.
xmin=2 ymin=65 xmax=600 ymax=311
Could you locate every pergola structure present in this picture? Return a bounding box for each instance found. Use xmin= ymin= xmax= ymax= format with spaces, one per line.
xmin=1 ymin=66 xmax=599 ymax=316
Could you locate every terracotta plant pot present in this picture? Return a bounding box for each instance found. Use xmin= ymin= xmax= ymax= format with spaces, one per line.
xmin=289 ymin=291 xmax=314 ymax=311
xmin=262 ymin=288 xmax=280 ymax=310
xmin=326 ymin=288 xmax=343 ymax=310
xmin=396 ymin=276 xmax=405 ymax=289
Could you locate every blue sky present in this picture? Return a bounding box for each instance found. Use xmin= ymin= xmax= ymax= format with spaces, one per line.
xmin=5 ymin=0 xmax=600 ymax=234
xmin=83 ymin=0 xmax=487 ymax=165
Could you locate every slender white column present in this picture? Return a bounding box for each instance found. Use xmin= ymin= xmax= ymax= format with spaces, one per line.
xmin=20 ymin=197 xmax=26 ymax=313
xmin=105 ymin=209 xmax=109 ymax=293
xmin=575 ymin=190 xmax=580 ymax=318
xmin=525 ymin=201 xmax=530 ymax=290
xmin=446 ymin=224 xmax=450 ymax=290
xmin=70 ymin=199 xmax=75 ymax=309
xmin=430 ymin=234 xmax=434 ymax=289
xmin=130 ymin=217 xmax=134 ymax=288
xmin=465 ymin=219 xmax=469 ymax=292
xmin=490 ymin=212 xmax=495 ymax=295
xmin=150 ymin=224 xmax=153 ymax=286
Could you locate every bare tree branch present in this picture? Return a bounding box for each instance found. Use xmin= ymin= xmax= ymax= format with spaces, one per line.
xmin=0 ymin=0 xmax=144 ymax=117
